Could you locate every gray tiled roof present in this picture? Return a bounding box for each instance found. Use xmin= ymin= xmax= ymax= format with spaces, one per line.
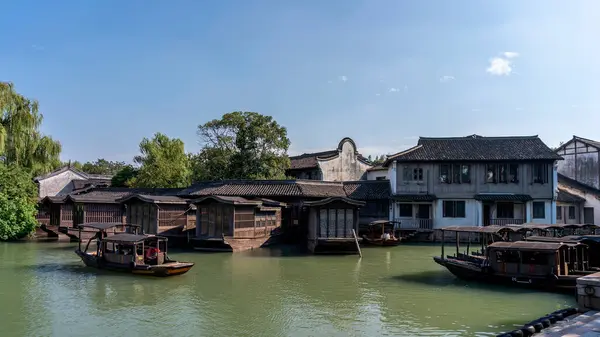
xmin=384 ymin=135 xmax=562 ymax=165
xmin=179 ymin=180 xmax=390 ymax=200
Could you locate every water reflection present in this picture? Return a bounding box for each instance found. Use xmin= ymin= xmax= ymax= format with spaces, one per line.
xmin=0 ymin=242 xmax=575 ymax=336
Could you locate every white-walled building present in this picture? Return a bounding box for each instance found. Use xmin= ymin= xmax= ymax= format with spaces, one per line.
xmin=381 ymin=135 xmax=562 ymax=229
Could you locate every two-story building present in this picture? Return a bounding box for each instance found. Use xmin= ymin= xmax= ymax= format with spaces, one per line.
xmin=555 ymin=135 xmax=600 ymax=224
xmin=382 ymin=135 xmax=562 ymax=229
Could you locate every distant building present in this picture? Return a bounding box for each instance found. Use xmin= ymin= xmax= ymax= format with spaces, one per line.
xmin=382 ymin=134 xmax=562 ymax=229
xmin=555 ymin=136 xmax=600 ymax=224
xmin=34 ymin=165 xmax=112 ymax=198
xmin=287 ymin=137 xmax=374 ymax=181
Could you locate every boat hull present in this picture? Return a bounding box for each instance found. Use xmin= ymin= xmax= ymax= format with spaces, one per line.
xmin=433 ymin=256 xmax=577 ymax=293
xmin=75 ymin=250 xmax=194 ymax=277
xmin=362 ymin=237 xmax=402 ymax=247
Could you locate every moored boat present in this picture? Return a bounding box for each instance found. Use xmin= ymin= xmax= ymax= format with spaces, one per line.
xmin=362 ymin=220 xmax=402 ymax=246
xmin=74 ymin=223 xmax=194 ymax=277
xmin=433 ymin=225 xmax=596 ymax=292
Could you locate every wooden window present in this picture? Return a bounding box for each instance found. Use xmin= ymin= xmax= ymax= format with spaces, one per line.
xmin=556 ymin=206 xmax=562 ymax=220
xmin=460 ymin=165 xmax=471 ymax=183
xmin=533 ymin=202 xmax=545 ymax=219
xmin=486 ymin=164 xmax=497 ymax=183
xmin=345 ymin=209 xmax=354 ymax=238
xmin=439 ymin=164 xmax=470 ymax=184
xmin=568 ymin=206 xmax=576 ymax=219
xmin=498 ymin=164 xmax=508 ymax=183
xmin=532 ymin=163 xmax=548 ymax=184
xmin=443 ymin=201 xmax=466 ymax=218
xmin=440 ymin=164 xmax=450 ymax=183
xmin=398 ymin=204 xmax=413 ymax=217
xmin=319 ymin=209 xmax=328 ymax=237
xmin=509 ymin=164 xmax=519 ymax=183
xmin=496 ymin=202 xmax=514 ymax=219
xmin=402 ymin=166 xmax=412 ymax=182
xmin=412 ymin=168 xmax=423 ymax=181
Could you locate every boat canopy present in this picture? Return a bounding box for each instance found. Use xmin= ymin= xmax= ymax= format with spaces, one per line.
xmin=103 ymin=233 xmax=166 ymax=244
xmin=367 ymin=220 xmax=401 ymax=226
xmin=488 ymin=240 xmax=582 ymax=252
xmin=77 ymin=222 xmax=140 ymax=230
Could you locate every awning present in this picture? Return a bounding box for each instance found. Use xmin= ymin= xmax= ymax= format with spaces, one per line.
xmin=474 ymin=194 xmax=533 ymax=202
xmin=392 ymin=194 xmax=437 ymax=202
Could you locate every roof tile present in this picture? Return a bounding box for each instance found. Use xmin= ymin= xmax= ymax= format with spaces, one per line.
xmin=384 ymin=135 xmax=562 ymax=164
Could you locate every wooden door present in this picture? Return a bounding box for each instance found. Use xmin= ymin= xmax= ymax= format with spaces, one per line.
xmin=584 ymin=207 xmax=594 ymax=224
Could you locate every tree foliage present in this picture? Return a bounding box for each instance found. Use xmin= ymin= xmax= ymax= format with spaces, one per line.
xmin=193 ymin=111 xmax=290 ymax=181
xmin=81 ymin=158 xmax=127 ymax=175
xmin=130 ymin=132 xmax=190 ymax=188
xmin=111 ymin=165 xmax=139 ymax=187
xmin=0 ymin=164 xmax=38 ymax=240
xmin=0 ymin=82 xmax=62 ymax=176
xmin=368 ymin=154 xmax=387 ymax=165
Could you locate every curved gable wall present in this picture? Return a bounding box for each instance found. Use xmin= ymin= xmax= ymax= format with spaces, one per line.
xmin=318 ymin=138 xmax=372 ymax=181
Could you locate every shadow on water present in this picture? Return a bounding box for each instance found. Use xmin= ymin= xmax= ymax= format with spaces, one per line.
xmin=247 ymin=244 xmax=312 ymax=258
xmin=390 ymin=270 xmax=549 ymax=295
xmin=15 ymin=262 xmax=153 ymax=279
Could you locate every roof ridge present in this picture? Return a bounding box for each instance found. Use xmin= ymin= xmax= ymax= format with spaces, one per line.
xmin=419 ymin=135 xmax=540 ymax=140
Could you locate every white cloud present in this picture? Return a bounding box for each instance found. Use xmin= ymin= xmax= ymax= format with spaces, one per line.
xmin=487 ymin=58 xmax=512 ymax=76
xmin=403 ymin=85 xmax=408 ymax=92
xmin=471 ymin=108 xmax=481 ymax=112
xmin=339 ymin=75 xmax=347 ymax=82
xmin=375 ymin=93 xmax=381 ymax=96
xmin=439 ymin=75 xmax=455 ymax=83
xmin=487 ymin=51 xmax=519 ymax=76
xmin=515 ymin=107 xmax=524 ymax=111
xmin=388 ymin=87 xmax=400 ymax=92
xmin=327 ymin=80 xmax=333 ymax=83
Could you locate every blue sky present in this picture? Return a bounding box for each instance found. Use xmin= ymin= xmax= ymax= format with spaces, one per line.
xmin=1 ymin=1 xmax=598 ymax=163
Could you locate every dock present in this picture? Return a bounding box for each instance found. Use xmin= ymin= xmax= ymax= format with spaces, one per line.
xmin=533 ymin=310 xmax=600 ymax=336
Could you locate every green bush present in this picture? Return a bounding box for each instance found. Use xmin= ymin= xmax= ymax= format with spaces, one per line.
xmin=0 ymin=164 xmax=38 ymax=241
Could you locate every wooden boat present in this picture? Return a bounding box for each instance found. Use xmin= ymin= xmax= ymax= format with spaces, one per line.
xmin=74 ymin=223 xmax=194 ymax=277
xmin=433 ymin=226 xmax=596 ymax=292
xmin=362 ymin=220 xmax=402 ymax=246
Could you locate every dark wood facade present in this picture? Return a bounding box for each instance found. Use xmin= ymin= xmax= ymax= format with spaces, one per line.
xmin=304 ymin=197 xmax=365 ymax=254
xmin=190 ymin=196 xmax=285 ymax=252
xmin=118 ymin=195 xmax=196 ymax=239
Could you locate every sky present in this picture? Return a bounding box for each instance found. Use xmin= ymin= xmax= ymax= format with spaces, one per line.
xmin=1 ymin=0 xmax=599 ymax=163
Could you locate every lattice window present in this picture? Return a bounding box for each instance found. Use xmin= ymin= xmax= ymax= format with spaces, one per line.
xmin=85 ymin=204 xmax=123 ymax=223
xmin=158 ymin=204 xmax=188 ymax=227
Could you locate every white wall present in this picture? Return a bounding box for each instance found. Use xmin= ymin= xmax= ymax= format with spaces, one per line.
xmin=559 ymin=184 xmax=600 ymax=225
xmin=367 ymin=170 xmax=388 ymax=180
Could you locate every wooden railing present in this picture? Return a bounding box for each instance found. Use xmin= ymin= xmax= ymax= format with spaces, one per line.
xmin=395 ymin=218 xmax=434 ymax=230
xmin=487 ymin=218 xmax=525 ymax=226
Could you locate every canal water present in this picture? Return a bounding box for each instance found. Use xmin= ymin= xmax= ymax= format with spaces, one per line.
xmin=0 ymin=242 xmax=574 ymax=337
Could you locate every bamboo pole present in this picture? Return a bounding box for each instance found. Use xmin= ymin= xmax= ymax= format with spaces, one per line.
xmin=352 ymin=229 xmax=362 ymax=258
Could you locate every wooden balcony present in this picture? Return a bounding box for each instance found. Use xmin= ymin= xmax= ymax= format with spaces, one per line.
xmin=395 ymin=218 xmax=434 ymax=230
xmin=486 ymin=218 xmax=525 ymax=226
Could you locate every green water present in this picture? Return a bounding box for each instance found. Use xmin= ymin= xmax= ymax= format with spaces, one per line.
xmin=0 ymin=242 xmax=574 ymax=337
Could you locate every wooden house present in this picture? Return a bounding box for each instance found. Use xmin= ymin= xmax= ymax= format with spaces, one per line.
xmin=303 ymin=197 xmax=365 ymax=254
xmin=117 ymin=194 xmax=196 ymax=245
xmin=187 ymin=195 xmax=286 ymax=252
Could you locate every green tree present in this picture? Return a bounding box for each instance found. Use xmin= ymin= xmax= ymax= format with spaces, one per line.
xmin=81 ymin=158 xmax=126 ymax=175
xmin=131 ymin=132 xmax=190 ymax=188
xmin=0 ymin=82 xmax=62 ymax=176
xmin=371 ymin=155 xmax=387 ymax=165
xmin=194 ymin=111 xmax=290 ymax=180
xmin=111 ymin=165 xmax=139 ymax=187
xmin=0 ymin=164 xmax=38 ymax=240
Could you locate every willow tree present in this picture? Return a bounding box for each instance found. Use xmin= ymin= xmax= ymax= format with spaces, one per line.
xmin=0 ymin=82 xmax=62 ymax=176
